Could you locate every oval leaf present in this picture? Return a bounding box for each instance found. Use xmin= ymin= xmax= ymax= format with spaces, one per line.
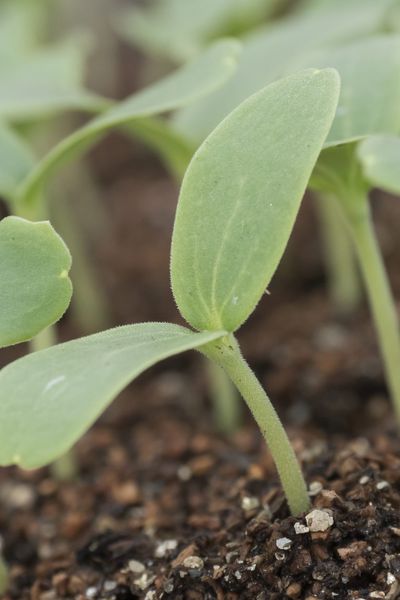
xmin=0 ymin=323 xmax=225 ymax=468
xmin=171 ymin=69 xmax=340 ymax=332
xmin=358 ymin=135 xmax=400 ymax=195
xmin=0 ymin=217 xmax=72 ymax=347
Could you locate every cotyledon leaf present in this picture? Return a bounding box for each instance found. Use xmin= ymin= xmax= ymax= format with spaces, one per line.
xmin=0 ymin=217 xmax=72 ymax=348
xmin=16 ymin=39 xmax=241 ymax=208
xmin=358 ymin=135 xmax=400 ymax=195
xmin=171 ymin=68 xmax=340 ymax=332
xmin=0 ymin=323 xmax=226 ymax=468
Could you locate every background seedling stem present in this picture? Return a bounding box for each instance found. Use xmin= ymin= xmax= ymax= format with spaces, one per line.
xmin=316 ymin=194 xmax=361 ymax=315
xmin=337 ymin=191 xmax=400 ymax=423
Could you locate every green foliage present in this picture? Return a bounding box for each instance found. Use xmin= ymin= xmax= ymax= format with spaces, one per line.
xmin=116 ymin=0 xmax=278 ymax=63
xmin=173 ymin=0 xmax=394 ymax=142
xmin=0 ymin=0 xmax=44 ymax=67
xmin=358 ymin=135 xmax=400 ymax=195
xmin=0 ymin=37 xmax=104 ymax=122
xmin=0 ymin=69 xmax=340 ymax=515
xmin=14 ymin=39 xmax=240 ymax=209
xmin=298 ymin=35 xmax=400 ymax=147
xmin=171 ymin=69 xmax=340 ymax=331
xmin=0 ymin=217 xmax=72 ymax=348
xmin=0 ymin=324 xmax=225 ymax=468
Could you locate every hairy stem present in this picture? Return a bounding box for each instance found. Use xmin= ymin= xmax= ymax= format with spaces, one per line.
xmin=337 ymin=191 xmax=400 ymax=423
xmin=207 ymin=360 xmax=241 ymax=434
xmin=202 ymin=336 xmax=310 ymax=516
xmin=316 ymin=193 xmax=362 ymax=315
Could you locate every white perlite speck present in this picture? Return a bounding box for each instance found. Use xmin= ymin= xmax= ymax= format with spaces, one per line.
xmin=308 ymin=481 xmax=323 ymax=496
xmin=294 ymin=522 xmax=309 ymax=535
xmin=128 ymin=559 xmax=146 ymax=574
xmin=155 ymin=539 xmax=178 ymax=558
xmin=387 ymin=572 xmax=396 ymax=585
xmin=305 ymin=509 xmax=334 ymax=532
xmin=376 ymin=480 xmax=390 ymax=490
xmin=276 ymin=537 xmax=292 ymax=550
xmin=241 ymin=496 xmax=260 ymax=511
xmin=183 ymin=555 xmax=204 ymax=570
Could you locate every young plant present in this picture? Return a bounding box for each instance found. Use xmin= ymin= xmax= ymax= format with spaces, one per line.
xmin=0 ymin=68 xmax=339 ymax=517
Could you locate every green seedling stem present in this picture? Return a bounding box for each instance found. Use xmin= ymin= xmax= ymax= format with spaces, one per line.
xmin=336 ymin=190 xmax=400 ymax=423
xmin=316 ymin=193 xmax=362 ymax=315
xmin=202 ymin=335 xmax=310 ymax=515
xmin=208 ymin=359 xmax=242 ymax=434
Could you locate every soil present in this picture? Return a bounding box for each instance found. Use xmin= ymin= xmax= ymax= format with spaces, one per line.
xmin=3 ymin=40 xmax=400 ymax=600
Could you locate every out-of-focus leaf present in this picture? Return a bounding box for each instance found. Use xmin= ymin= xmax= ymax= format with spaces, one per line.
xmin=358 ymin=135 xmax=400 ymax=195
xmin=116 ymin=0 xmax=277 ymax=63
xmin=16 ymin=39 xmax=240 ymax=208
xmin=0 ymin=124 xmax=36 ymax=199
xmin=297 ymin=35 xmax=400 ymax=147
xmin=0 ymin=37 xmax=105 ymax=122
xmin=0 ymin=323 xmax=225 ymax=468
xmin=173 ymin=0 xmax=394 ymax=142
xmin=0 ymin=1 xmax=44 ymax=68
xmin=0 ymin=216 xmax=72 ymax=348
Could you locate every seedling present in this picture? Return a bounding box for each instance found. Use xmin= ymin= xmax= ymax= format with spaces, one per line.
xmin=0 ymin=69 xmax=339 ymax=517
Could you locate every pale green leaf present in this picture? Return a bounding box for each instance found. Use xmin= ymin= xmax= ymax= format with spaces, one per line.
xmin=0 ymin=37 xmax=104 ymax=122
xmin=0 ymin=1 xmax=44 ymax=68
xmin=0 ymin=217 xmax=72 ymax=348
xmin=358 ymin=135 xmax=400 ymax=195
xmin=0 ymin=124 xmax=36 ymax=199
xmin=16 ymin=39 xmax=241 ymax=208
xmin=173 ymin=0 xmax=393 ymax=142
xmin=295 ymin=35 xmax=400 ymax=147
xmin=116 ymin=0 xmax=275 ymax=63
xmin=171 ymin=69 xmax=340 ymax=332
xmin=0 ymin=323 xmax=225 ymax=468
